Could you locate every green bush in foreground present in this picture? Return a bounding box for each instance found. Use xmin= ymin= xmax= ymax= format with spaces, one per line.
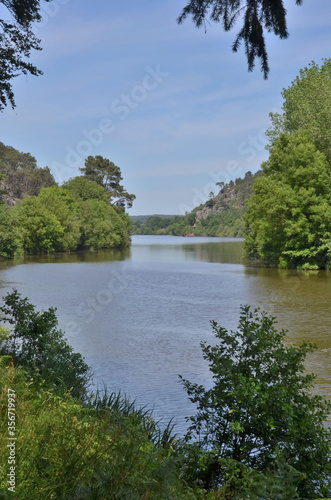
xmin=180 ymin=306 xmax=331 ymax=499
xmin=0 ymin=289 xmax=91 ymax=398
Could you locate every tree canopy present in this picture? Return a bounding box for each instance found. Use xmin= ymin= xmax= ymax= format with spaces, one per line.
xmin=178 ymin=0 xmax=303 ymax=78
xmin=0 ymin=0 xmax=52 ymax=110
xmin=79 ymin=155 xmax=136 ymax=210
xmin=245 ymin=60 xmax=331 ymax=269
xmin=268 ymin=59 xmax=331 ymax=160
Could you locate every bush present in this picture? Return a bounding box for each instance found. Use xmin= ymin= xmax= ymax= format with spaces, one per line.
xmin=180 ymin=306 xmax=331 ymax=498
xmin=0 ymin=290 xmax=90 ymax=398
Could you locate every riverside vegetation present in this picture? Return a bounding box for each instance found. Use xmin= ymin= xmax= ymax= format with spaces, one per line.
xmin=0 ymin=290 xmax=330 ymax=499
xmin=0 ymin=152 xmax=134 ymax=258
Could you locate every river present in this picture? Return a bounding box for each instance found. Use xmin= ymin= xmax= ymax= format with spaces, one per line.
xmin=0 ymin=235 xmax=330 ymax=433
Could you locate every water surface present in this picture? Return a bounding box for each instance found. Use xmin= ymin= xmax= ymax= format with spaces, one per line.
xmin=0 ymin=235 xmax=330 ymax=432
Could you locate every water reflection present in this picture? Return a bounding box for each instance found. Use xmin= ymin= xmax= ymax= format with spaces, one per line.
xmin=1 ymin=248 xmax=131 ymax=266
xmin=130 ymin=235 xmax=244 ymax=263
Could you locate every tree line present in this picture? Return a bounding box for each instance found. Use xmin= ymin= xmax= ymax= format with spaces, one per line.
xmin=0 ymin=151 xmax=135 ymax=258
xmin=244 ymin=59 xmax=331 ymax=270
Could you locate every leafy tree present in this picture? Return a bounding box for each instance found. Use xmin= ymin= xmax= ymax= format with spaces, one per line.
xmin=62 ymin=175 xmax=110 ymax=202
xmin=245 ymin=131 xmax=331 ymax=269
xmin=63 ymin=177 xmax=132 ymax=249
xmin=0 ymin=0 xmax=52 ymax=110
xmin=14 ymin=196 xmax=65 ymax=254
xmin=180 ymin=305 xmax=331 ymax=498
xmin=80 ymin=155 xmax=136 ymax=210
xmin=79 ymin=198 xmax=131 ymax=249
xmin=0 ymin=289 xmax=90 ymax=397
xmin=268 ymin=59 xmax=331 ymax=161
xmin=178 ymin=0 xmax=303 ymax=78
xmin=36 ymin=186 xmax=82 ymax=251
xmin=0 ymin=203 xmax=21 ymax=258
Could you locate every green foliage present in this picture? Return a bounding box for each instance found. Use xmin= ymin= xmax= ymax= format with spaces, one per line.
xmin=80 ymin=156 xmax=136 ymax=209
xmin=0 ymin=142 xmax=56 ymax=199
xmin=0 ymin=290 xmax=90 ymax=398
xmin=178 ymin=0 xmax=303 ymax=79
xmin=0 ymin=355 xmax=200 ymax=498
xmin=36 ymin=186 xmax=82 ymax=251
xmin=14 ymin=196 xmax=65 ymax=254
xmin=0 ymin=0 xmax=52 ymax=110
xmin=268 ymin=59 xmax=331 ymax=161
xmin=0 ymin=292 xmax=330 ymax=498
xmin=79 ymin=198 xmax=131 ymax=249
xmin=0 ymin=204 xmax=21 ymax=258
xmin=7 ymin=181 xmax=131 ymax=255
xmin=62 ymin=175 xmax=109 ymax=202
xmin=180 ymin=305 xmax=331 ymax=498
xmin=245 ymin=131 xmax=331 ymax=268
xmin=246 ymin=61 xmax=331 ymax=269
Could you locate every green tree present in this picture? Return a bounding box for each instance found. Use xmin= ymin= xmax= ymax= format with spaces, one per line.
xmin=180 ymin=305 xmax=331 ymax=498
xmin=178 ymin=0 xmax=303 ymax=78
xmin=0 ymin=289 xmax=90 ymax=397
xmin=14 ymin=196 xmax=65 ymax=254
xmin=80 ymin=156 xmax=136 ymax=209
xmin=0 ymin=0 xmax=52 ymax=110
xmin=245 ymin=131 xmax=331 ymax=269
xmin=268 ymin=59 xmax=331 ymax=161
xmin=62 ymin=175 xmax=110 ymax=202
xmin=79 ymin=199 xmax=131 ymax=249
xmin=36 ymin=186 xmax=82 ymax=251
xmin=0 ymin=204 xmax=21 ymax=258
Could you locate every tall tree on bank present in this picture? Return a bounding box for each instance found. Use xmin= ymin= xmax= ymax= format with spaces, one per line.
xmin=245 ymin=60 xmax=331 ymax=269
xmin=0 ymin=0 xmax=52 ymax=110
xmin=79 ymin=155 xmax=136 ymax=210
xmin=267 ymin=59 xmax=331 ymax=161
xmin=178 ymin=0 xmax=303 ymax=78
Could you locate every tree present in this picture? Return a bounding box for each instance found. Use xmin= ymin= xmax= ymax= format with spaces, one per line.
xmin=178 ymin=0 xmax=303 ymax=79
xmin=245 ymin=60 xmax=331 ymax=269
xmin=268 ymin=59 xmax=331 ymax=161
xmin=62 ymin=176 xmax=110 ymax=202
xmin=14 ymin=196 xmax=65 ymax=254
xmin=0 ymin=0 xmax=52 ymax=110
xmin=0 ymin=203 xmax=21 ymax=258
xmin=245 ymin=131 xmax=331 ymax=269
xmin=36 ymin=186 xmax=82 ymax=251
xmin=79 ymin=198 xmax=131 ymax=249
xmin=180 ymin=305 xmax=331 ymax=498
xmin=0 ymin=289 xmax=90 ymax=397
xmin=79 ymin=156 xmax=136 ymax=210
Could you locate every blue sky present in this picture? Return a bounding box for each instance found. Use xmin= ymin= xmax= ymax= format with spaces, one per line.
xmin=1 ymin=0 xmax=331 ymax=215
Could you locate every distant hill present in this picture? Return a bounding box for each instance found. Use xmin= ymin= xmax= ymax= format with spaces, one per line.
xmin=0 ymin=142 xmax=56 ymax=206
xmin=131 ymin=171 xmax=261 ymax=237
